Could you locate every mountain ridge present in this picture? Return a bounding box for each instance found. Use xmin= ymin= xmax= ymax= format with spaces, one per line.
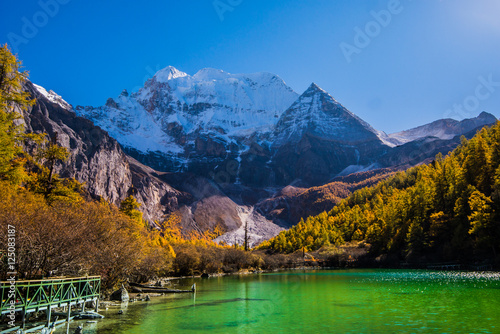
xmin=388 ymin=111 xmax=497 ymax=145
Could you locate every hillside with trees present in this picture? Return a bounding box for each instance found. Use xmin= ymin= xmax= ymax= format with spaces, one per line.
xmin=261 ymin=122 xmax=500 ymax=267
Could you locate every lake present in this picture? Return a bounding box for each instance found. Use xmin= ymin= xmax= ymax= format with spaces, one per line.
xmin=63 ymin=269 xmax=500 ymax=333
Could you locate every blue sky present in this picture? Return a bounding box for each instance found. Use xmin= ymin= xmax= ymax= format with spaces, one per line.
xmin=1 ymin=0 xmax=499 ymax=133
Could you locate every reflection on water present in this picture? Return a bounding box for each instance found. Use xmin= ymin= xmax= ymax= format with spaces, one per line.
xmin=56 ymin=270 xmax=500 ymax=334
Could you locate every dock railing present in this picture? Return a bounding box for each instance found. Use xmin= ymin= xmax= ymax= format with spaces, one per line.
xmin=1 ymin=276 xmax=100 ymax=329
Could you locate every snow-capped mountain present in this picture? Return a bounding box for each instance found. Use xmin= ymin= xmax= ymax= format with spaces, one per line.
xmin=388 ymin=111 xmax=497 ymax=145
xmin=274 ymin=83 xmax=383 ymax=145
xmin=75 ymin=67 xmax=298 ymax=157
xmin=75 ymin=66 xmax=391 ymax=186
xmin=75 ymin=65 xmax=497 ymax=188
xmin=269 ymin=83 xmax=390 ymax=185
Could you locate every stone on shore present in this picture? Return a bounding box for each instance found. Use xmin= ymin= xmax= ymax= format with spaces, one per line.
xmin=110 ymin=284 xmax=130 ymax=302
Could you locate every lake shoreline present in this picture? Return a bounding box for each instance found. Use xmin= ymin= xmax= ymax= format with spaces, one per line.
xmin=81 ymin=269 xmax=500 ymax=333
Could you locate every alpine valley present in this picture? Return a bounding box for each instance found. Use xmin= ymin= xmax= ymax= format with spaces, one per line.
xmin=24 ymin=66 xmax=497 ymax=246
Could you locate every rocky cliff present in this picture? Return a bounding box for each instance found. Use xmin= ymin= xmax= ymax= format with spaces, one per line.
xmin=20 ymin=81 xmax=186 ymax=222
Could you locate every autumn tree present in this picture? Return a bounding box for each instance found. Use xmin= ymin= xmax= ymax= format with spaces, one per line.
xmin=120 ymin=195 xmax=143 ymax=226
xmin=0 ymin=44 xmax=35 ymax=184
xmin=468 ymin=190 xmax=496 ymax=257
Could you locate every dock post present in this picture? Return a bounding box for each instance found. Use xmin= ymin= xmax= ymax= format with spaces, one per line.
xmin=47 ymin=306 xmax=52 ymax=328
xmin=94 ymin=299 xmax=99 ymax=312
xmin=66 ymin=303 xmax=71 ymax=334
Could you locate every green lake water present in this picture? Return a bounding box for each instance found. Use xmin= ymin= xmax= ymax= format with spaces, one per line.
xmin=63 ymin=269 xmax=500 ymax=333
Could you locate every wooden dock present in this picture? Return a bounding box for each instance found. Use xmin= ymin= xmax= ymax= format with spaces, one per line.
xmin=1 ymin=276 xmax=101 ymax=333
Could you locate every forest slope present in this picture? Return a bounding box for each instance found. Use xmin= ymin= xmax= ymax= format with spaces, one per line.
xmin=261 ymin=122 xmax=500 ymax=266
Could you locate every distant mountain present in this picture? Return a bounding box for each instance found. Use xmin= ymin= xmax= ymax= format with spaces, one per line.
xmin=75 ymin=66 xmax=497 ymax=189
xmin=388 ymin=112 xmax=497 ymax=145
xmin=75 ymin=67 xmax=297 ymax=166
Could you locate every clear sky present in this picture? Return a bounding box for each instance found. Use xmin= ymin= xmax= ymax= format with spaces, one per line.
xmin=1 ymin=0 xmax=499 ymax=133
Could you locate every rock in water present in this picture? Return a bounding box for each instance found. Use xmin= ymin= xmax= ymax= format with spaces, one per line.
xmin=110 ymin=285 xmax=129 ymax=302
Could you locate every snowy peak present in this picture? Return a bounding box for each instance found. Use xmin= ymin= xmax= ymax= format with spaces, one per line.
xmin=33 ymin=83 xmax=71 ymax=110
xmin=75 ymin=67 xmax=299 ymax=155
xmin=274 ymin=82 xmax=380 ymax=145
xmin=291 ymin=82 xmax=342 ymax=113
xmin=153 ymin=66 xmax=188 ymax=82
xmin=388 ymin=112 xmax=497 ymax=145
xmin=304 ymin=82 xmax=328 ymax=95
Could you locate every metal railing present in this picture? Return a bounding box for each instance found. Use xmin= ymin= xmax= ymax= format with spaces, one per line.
xmin=1 ymin=276 xmax=100 ymax=315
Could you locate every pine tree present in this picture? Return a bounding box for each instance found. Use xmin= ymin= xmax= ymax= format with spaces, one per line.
xmin=243 ymin=221 xmax=250 ymax=251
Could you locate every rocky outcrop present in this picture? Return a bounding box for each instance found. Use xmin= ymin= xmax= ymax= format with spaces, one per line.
xmin=21 ymin=81 xmax=132 ymax=205
xmin=20 ymin=81 xmax=189 ymax=222
xmin=110 ymin=285 xmax=129 ymax=302
xmin=127 ymin=156 xmax=192 ymax=223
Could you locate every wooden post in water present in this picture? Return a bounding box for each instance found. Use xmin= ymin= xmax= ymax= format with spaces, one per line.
xmin=66 ymin=304 xmax=72 ymax=334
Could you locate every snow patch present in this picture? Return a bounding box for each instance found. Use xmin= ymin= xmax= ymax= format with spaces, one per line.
xmin=214 ymin=206 xmax=284 ymax=247
xmin=153 ymin=66 xmax=188 ymax=82
xmin=33 ymin=83 xmax=71 ymax=110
